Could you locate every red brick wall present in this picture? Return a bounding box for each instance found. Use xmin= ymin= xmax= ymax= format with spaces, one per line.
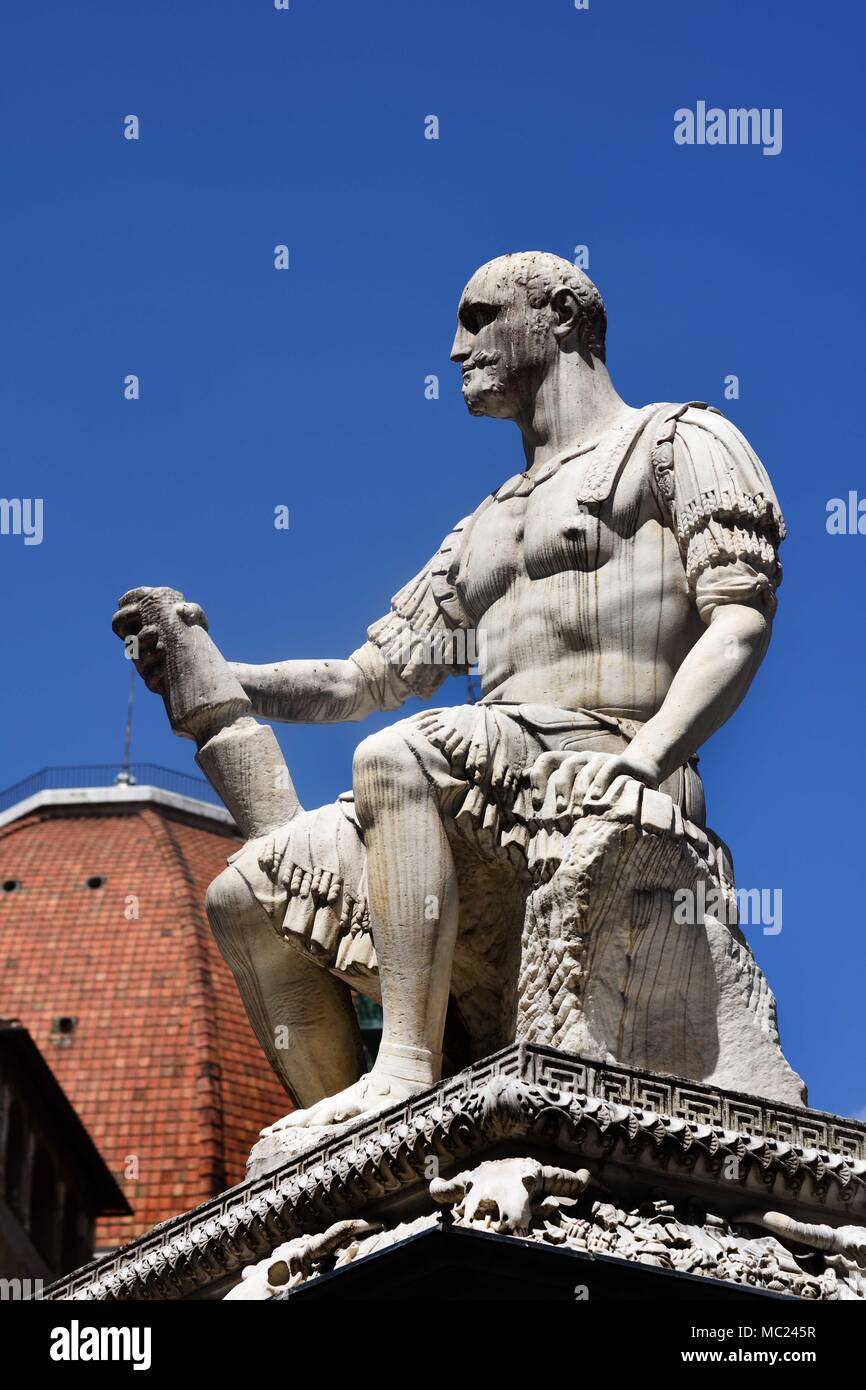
xmin=0 ymin=804 xmax=291 ymax=1247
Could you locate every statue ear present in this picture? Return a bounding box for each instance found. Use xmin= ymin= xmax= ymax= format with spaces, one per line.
xmin=549 ymin=286 xmax=582 ymax=344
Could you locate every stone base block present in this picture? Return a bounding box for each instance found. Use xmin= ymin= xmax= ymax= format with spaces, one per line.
xmin=44 ymin=1044 xmax=866 ymax=1302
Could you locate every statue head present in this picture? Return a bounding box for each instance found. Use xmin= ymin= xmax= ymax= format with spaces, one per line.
xmin=450 ymin=252 xmax=607 ymax=422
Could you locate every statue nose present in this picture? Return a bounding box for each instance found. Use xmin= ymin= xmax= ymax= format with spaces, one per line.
xmin=450 ymin=326 xmax=471 ymax=362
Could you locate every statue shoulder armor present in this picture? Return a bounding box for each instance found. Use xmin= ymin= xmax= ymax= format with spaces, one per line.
xmin=647 ymin=401 xmax=786 ymax=604
xmin=428 ymin=514 xmax=474 ymax=629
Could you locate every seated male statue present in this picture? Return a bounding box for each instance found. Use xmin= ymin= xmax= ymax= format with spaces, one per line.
xmin=114 ymin=251 xmax=805 ymax=1131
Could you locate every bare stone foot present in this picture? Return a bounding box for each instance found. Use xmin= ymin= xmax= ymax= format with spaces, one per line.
xmin=260 ymin=1070 xmax=427 ymax=1135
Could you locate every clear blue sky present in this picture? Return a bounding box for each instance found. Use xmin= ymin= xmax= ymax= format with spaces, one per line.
xmin=1 ymin=1 xmax=863 ymax=1118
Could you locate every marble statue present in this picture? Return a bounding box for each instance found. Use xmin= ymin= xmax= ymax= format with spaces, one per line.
xmin=112 ymin=250 xmax=805 ymax=1135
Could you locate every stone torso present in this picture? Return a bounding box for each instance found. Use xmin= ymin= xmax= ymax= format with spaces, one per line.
xmin=454 ymin=421 xmax=703 ymax=716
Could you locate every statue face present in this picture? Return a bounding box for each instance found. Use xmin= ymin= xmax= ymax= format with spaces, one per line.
xmin=450 ymin=262 xmax=556 ymax=421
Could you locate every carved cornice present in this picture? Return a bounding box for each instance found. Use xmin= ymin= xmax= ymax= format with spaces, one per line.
xmin=45 ymin=1044 xmax=866 ymax=1301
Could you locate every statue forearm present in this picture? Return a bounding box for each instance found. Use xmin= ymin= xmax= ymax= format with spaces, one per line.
xmin=229 ymin=642 xmax=402 ymax=724
xmin=627 ymin=603 xmax=772 ymax=784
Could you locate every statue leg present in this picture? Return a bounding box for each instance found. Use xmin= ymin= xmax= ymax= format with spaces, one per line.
xmin=355 ymin=725 xmax=460 ymax=1085
xmin=206 ymin=862 xmax=365 ymax=1109
xmin=275 ymin=723 xmax=460 ymax=1128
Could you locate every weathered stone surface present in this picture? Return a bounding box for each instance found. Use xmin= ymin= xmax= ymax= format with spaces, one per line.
xmin=42 ymin=1046 xmax=866 ymax=1302
xmin=319 ymin=1190 xmax=866 ymax=1302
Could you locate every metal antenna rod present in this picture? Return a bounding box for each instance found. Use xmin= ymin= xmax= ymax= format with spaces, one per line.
xmin=116 ymin=667 xmax=136 ymax=784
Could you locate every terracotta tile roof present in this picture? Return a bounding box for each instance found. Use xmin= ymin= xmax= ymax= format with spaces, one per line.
xmin=0 ymin=800 xmax=291 ymax=1245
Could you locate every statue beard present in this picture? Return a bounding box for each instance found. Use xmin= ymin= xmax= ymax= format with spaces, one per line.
xmin=461 ymin=350 xmax=515 ymax=416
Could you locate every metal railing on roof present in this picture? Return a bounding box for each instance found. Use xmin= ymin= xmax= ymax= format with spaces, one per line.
xmin=0 ymin=764 xmax=222 ymax=815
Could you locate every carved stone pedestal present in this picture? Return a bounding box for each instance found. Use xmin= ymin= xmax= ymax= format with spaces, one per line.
xmin=44 ymin=1044 xmax=866 ymax=1302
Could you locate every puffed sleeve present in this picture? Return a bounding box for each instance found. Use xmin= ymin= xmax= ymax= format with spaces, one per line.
xmin=650 ymin=404 xmax=786 ymax=623
xmin=353 ymin=516 xmax=473 ymax=705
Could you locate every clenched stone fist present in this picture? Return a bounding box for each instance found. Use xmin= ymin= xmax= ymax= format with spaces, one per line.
xmin=111 ymin=586 xmax=208 ymax=695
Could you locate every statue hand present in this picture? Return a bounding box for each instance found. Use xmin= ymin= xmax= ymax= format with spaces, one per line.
xmin=112 ymin=587 xmax=209 ymax=695
xmin=529 ymin=748 xmax=661 ymax=817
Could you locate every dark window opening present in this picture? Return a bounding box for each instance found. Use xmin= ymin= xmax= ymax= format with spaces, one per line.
xmin=85 ymin=875 xmax=106 ymax=890
xmin=1 ymin=879 xmax=21 ymax=894
xmin=50 ymin=1016 xmax=78 ymax=1043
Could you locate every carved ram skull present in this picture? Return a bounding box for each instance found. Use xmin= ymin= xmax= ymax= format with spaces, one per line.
xmin=223 ymin=1219 xmax=379 ymax=1300
xmin=735 ymin=1210 xmax=866 ymax=1268
xmin=429 ymin=1157 xmax=591 ymax=1235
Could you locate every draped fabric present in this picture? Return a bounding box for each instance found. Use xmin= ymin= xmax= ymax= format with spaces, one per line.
xmin=229 ymin=702 xmax=706 ymax=985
